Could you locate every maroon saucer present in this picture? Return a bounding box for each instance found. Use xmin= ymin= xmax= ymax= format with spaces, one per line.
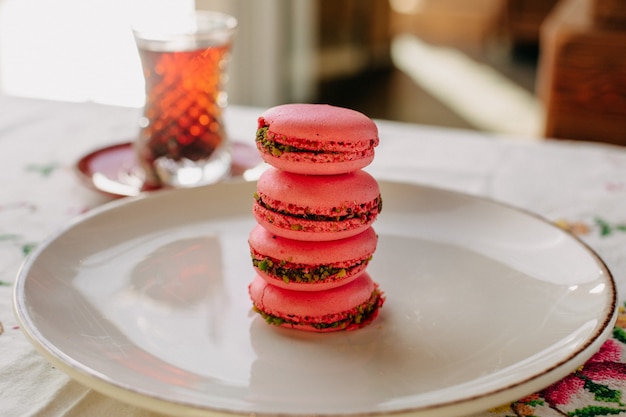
xmin=75 ymin=141 xmax=262 ymax=198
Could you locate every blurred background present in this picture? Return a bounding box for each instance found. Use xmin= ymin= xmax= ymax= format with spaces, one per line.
xmin=0 ymin=0 xmax=624 ymax=143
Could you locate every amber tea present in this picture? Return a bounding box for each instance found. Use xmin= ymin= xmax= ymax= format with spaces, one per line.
xmin=133 ymin=12 xmax=236 ymax=188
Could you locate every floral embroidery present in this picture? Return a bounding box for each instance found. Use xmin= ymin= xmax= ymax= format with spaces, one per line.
xmin=0 ymin=201 xmax=37 ymax=212
xmin=493 ymin=304 xmax=626 ymax=416
xmin=554 ymin=219 xmax=592 ymax=236
xmin=0 ymin=202 xmax=39 ymax=255
xmin=594 ymin=218 xmax=626 ymax=237
xmin=615 ymin=307 xmax=626 ymax=342
xmin=542 ymin=339 xmax=625 ymax=406
xmin=0 ymin=234 xmax=37 ymax=257
xmin=554 ymin=218 xmax=626 ymax=238
xmin=509 ymin=394 xmax=544 ymax=416
xmin=21 ymin=243 xmax=36 ymax=255
xmin=605 ymin=181 xmax=626 ymax=193
xmin=25 ymin=162 xmax=60 ymax=177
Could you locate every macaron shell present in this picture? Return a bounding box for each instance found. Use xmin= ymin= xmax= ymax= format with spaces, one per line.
xmin=249 ymin=225 xmax=377 ymax=265
xmin=249 ymin=273 xmax=384 ymax=332
xmin=259 ymin=103 xmax=378 ymax=144
xmin=257 ymin=103 xmax=378 ymax=174
xmin=257 ymin=167 xmax=380 ymax=209
xmin=257 ymin=153 xmax=374 ymax=175
xmin=252 ymin=210 xmax=367 ymax=241
xmin=249 ymin=225 xmax=377 ymax=291
xmin=253 ymin=168 xmax=381 ymax=241
xmin=249 ymin=272 xmax=378 ymax=318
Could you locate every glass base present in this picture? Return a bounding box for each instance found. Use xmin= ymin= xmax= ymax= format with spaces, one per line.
xmin=152 ymin=145 xmax=231 ymax=188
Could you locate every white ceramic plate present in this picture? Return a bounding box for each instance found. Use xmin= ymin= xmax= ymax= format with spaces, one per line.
xmin=14 ymin=180 xmax=617 ymax=417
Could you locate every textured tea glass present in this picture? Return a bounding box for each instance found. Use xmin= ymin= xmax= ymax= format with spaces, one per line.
xmin=133 ymin=11 xmax=237 ymax=188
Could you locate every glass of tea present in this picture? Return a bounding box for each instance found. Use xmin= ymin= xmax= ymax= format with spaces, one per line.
xmin=132 ymin=11 xmax=237 ymax=188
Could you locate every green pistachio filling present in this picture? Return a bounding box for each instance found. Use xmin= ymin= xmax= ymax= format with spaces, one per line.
xmin=256 ymin=126 xmax=307 ymax=156
xmin=256 ymin=125 xmax=377 ymax=157
xmin=252 ymin=255 xmax=372 ymax=284
xmin=253 ymin=289 xmax=383 ymax=330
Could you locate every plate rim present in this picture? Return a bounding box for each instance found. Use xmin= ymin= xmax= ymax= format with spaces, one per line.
xmin=13 ymin=179 xmax=619 ymax=417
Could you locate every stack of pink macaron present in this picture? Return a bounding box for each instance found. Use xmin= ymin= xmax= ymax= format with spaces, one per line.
xmin=247 ymin=103 xmax=385 ymax=332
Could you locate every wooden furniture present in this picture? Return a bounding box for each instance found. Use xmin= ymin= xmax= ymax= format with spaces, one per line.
xmin=502 ymin=0 xmax=559 ymax=45
xmin=389 ymin=0 xmax=504 ymax=52
xmin=537 ymin=0 xmax=626 ymax=145
xmin=317 ymin=0 xmax=392 ymax=80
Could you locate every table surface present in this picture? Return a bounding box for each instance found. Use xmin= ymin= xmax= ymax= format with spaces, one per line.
xmin=2 ymin=94 xmax=626 ymax=417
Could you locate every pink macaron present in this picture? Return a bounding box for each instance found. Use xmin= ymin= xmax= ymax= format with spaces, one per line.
xmin=248 ymin=272 xmax=385 ymax=332
xmin=249 ymin=224 xmax=377 ymax=291
xmin=256 ymin=103 xmax=379 ymax=175
xmin=253 ymin=167 xmax=382 ymax=241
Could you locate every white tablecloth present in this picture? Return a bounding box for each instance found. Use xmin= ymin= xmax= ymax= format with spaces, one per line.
xmin=2 ymin=94 xmax=626 ymax=416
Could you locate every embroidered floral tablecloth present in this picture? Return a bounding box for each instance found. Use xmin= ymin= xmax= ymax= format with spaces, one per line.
xmin=1 ymin=95 xmax=626 ymax=417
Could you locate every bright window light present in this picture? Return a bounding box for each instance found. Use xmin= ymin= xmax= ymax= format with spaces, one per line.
xmin=0 ymin=0 xmax=194 ymax=107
